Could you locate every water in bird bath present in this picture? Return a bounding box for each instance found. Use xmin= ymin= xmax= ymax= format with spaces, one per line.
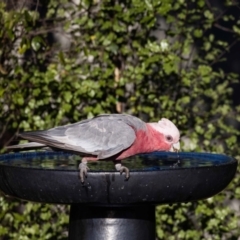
xmin=0 ymin=151 xmax=234 ymax=172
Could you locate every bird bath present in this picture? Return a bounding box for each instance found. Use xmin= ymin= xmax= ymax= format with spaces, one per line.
xmin=0 ymin=151 xmax=237 ymax=240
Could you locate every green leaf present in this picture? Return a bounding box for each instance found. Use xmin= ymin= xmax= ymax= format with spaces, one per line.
xmin=31 ymin=36 xmax=42 ymax=51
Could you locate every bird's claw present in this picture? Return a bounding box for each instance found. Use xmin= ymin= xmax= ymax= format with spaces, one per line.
xmin=120 ymin=166 xmax=130 ymax=179
xmin=115 ymin=163 xmax=130 ymax=180
xmin=79 ymin=162 xmax=89 ymax=183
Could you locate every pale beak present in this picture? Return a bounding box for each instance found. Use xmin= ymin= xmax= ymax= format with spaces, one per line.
xmin=170 ymin=142 xmax=180 ymax=152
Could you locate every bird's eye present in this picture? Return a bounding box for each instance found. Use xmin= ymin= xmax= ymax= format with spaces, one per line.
xmin=166 ymin=135 xmax=173 ymax=142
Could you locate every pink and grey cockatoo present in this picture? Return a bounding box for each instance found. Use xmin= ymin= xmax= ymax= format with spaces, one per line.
xmin=7 ymin=114 xmax=180 ymax=182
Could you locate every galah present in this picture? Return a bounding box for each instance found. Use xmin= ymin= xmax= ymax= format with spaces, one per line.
xmin=7 ymin=114 xmax=180 ymax=182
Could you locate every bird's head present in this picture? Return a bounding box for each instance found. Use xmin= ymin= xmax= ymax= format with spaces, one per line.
xmin=153 ymin=118 xmax=181 ymax=152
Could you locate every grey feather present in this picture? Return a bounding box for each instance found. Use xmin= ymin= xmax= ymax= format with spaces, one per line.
xmin=6 ymin=142 xmax=46 ymax=149
xmin=9 ymin=114 xmax=147 ymax=159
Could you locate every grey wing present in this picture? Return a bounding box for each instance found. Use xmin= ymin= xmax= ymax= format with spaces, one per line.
xmin=65 ymin=119 xmax=137 ymax=158
xmin=18 ymin=118 xmax=137 ymax=159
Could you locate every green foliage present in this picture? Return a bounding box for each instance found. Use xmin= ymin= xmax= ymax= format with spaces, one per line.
xmin=0 ymin=196 xmax=69 ymax=239
xmin=0 ymin=0 xmax=240 ymax=239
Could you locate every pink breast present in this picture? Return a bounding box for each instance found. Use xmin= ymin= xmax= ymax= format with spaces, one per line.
xmin=116 ymin=124 xmax=170 ymax=160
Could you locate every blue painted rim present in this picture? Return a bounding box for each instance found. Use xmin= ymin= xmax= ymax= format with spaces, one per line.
xmin=0 ymin=151 xmax=235 ymax=167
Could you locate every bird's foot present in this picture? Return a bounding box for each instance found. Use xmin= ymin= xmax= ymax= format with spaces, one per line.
xmin=115 ymin=162 xmax=130 ymax=180
xmin=79 ymin=161 xmax=89 ymax=183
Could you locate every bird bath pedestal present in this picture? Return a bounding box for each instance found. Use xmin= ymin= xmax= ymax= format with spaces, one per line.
xmin=0 ymin=152 xmax=237 ymax=240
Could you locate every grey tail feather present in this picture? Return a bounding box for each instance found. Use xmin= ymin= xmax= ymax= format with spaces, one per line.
xmin=6 ymin=142 xmax=46 ymax=149
xmin=18 ymin=130 xmax=47 ymax=139
xmin=18 ymin=131 xmax=61 ymax=146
